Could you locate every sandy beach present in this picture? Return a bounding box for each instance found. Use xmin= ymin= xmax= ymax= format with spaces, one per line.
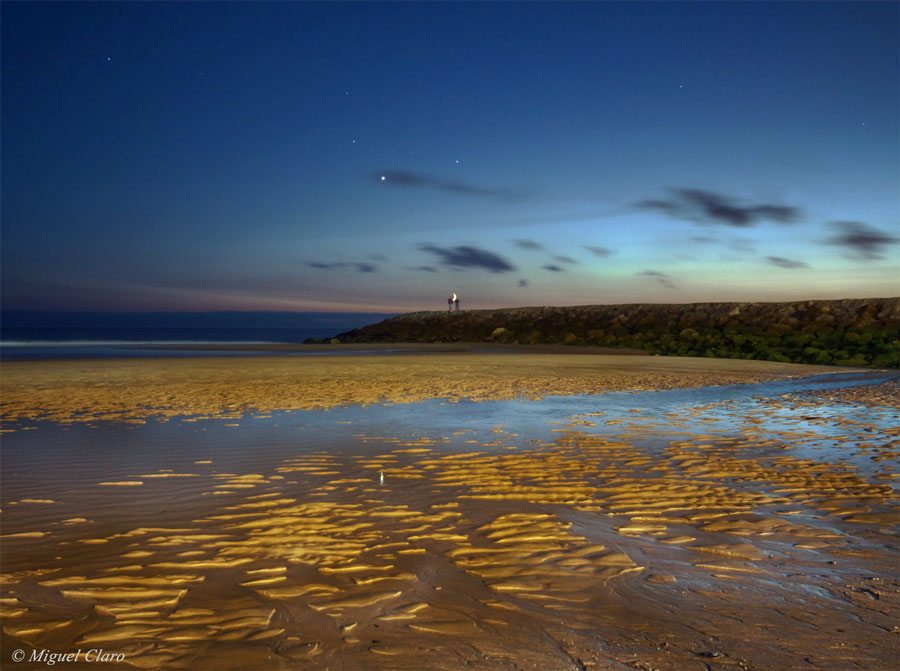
xmin=0 ymin=349 xmax=844 ymax=425
xmin=1 ymin=353 xmax=898 ymax=670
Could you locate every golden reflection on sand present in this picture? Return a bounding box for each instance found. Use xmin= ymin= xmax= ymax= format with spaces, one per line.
xmin=1 ymin=358 xmax=898 ymax=669
xmin=0 ymin=353 xmax=841 ymax=425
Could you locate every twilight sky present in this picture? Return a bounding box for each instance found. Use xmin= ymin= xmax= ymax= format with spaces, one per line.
xmin=2 ymin=1 xmax=898 ymax=313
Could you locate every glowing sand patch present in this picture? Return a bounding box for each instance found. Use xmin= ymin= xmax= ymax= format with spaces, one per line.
xmin=0 ymin=370 xmax=897 ymax=670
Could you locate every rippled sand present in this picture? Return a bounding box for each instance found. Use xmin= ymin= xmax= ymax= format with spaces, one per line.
xmin=804 ymin=377 xmax=900 ymax=408
xmin=0 ymin=352 xmax=839 ymax=425
xmin=1 ymin=355 xmax=897 ymax=670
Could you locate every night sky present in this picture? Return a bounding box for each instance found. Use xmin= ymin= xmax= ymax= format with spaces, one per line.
xmin=2 ymin=2 xmax=898 ymax=313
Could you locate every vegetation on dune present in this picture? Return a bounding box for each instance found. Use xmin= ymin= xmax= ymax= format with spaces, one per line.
xmin=573 ymin=324 xmax=898 ymax=368
xmin=319 ymin=298 xmax=900 ymax=369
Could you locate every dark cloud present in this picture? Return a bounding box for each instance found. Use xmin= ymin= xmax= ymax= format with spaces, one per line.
xmin=823 ymin=221 xmax=899 ymax=260
xmin=543 ymin=265 xmax=565 ymax=272
xmin=410 ymin=265 xmax=438 ymax=273
xmin=419 ymin=244 xmax=516 ymax=273
xmin=636 ymin=188 xmax=801 ymax=227
xmin=518 ymin=279 xmax=529 ymax=288
xmin=766 ymin=256 xmax=810 ymax=269
xmin=376 ymin=170 xmax=519 ymax=200
xmin=512 ymin=239 xmax=544 ymax=250
xmin=638 ymin=269 xmax=675 ymax=289
xmin=554 ymin=255 xmax=578 ymax=264
xmin=307 ymin=261 xmax=378 ymax=273
xmin=584 ymin=246 xmax=613 ymax=257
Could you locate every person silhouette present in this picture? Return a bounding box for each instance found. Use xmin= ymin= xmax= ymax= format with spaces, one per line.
xmin=453 ymin=293 xmax=460 ymax=312
xmin=447 ymin=295 xmax=453 ymax=312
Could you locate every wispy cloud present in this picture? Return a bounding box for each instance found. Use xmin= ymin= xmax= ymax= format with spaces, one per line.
xmin=729 ymin=238 xmax=756 ymax=253
xmin=584 ymin=246 xmax=613 ymax=257
xmin=409 ymin=265 xmax=438 ymax=273
xmin=512 ymin=239 xmax=544 ymax=250
xmin=687 ymin=235 xmax=755 ymax=254
xmin=823 ymin=221 xmax=899 ymax=260
xmin=543 ymin=265 xmax=565 ymax=272
xmin=554 ymin=255 xmax=578 ymax=264
xmin=638 ymin=269 xmax=676 ymax=289
xmin=376 ymin=170 xmax=520 ymax=200
xmin=636 ymin=188 xmax=801 ymax=227
xmin=766 ymin=256 xmax=810 ymax=269
xmin=419 ymin=245 xmax=517 ymax=273
xmin=307 ymin=261 xmax=378 ymax=273
xmin=518 ymin=279 xmax=529 ymax=288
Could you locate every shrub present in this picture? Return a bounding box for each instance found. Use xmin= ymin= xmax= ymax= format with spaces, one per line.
xmin=835 ymin=355 xmax=869 ymax=367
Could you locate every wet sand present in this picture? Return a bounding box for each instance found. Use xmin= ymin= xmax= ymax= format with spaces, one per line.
xmin=1 ymin=355 xmax=898 ymax=670
xmin=804 ymin=377 xmax=900 ymax=408
xmin=0 ymin=352 xmax=841 ymax=425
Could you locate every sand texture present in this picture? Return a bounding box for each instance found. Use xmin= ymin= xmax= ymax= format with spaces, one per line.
xmin=0 ymin=352 xmax=842 ymax=425
xmin=1 ymin=354 xmax=898 ymax=670
xmin=804 ymin=377 xmax=900 ymax=408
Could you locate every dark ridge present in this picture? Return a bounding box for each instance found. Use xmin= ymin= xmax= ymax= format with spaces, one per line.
xmin=309 ymin=298 xmax=900 ymax=369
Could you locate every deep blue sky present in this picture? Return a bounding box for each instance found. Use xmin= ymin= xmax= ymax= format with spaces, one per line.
xmin=2 ymin=1 xmax=897 ymax=313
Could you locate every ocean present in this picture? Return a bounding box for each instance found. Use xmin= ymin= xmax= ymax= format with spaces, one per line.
xmin=0 ymin=311 xmax=396 ymax=360
xmin=0 ymin=326 xmax=343 ymax=361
